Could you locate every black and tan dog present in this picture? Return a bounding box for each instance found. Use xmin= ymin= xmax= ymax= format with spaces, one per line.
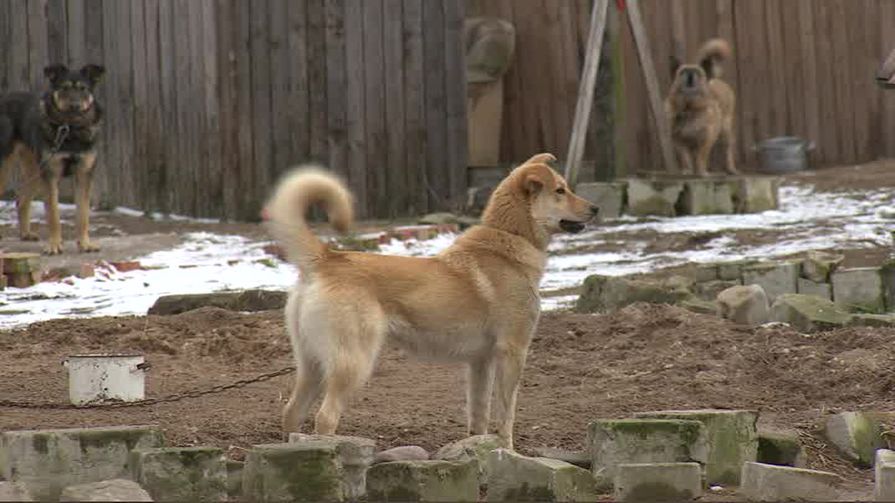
xmin=665 ymin=39 xmax=738 ymax=176
xmin=0 ymin=64 xmax=104 ymax=254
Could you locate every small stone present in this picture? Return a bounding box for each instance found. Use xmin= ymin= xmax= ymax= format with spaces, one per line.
xmin=487 ymin=449 xmax=599 ymax=502
xmin=797 ymin=277 xmax=832 ymax=300
xmin=757 ymin=429 xmax=806 ymax=468
xmin=0 ymin=481 xmax=33 ymax=502
xmin=875 ymin=449 xmax=895 ymax=501
xmin=634 ymin=409 xmax=758 ymax=485
xmin=832 ymin=267 xmax=886 ymax=313
xmin=59 ymin=479 xmax=152 ymax=502
xmin=770 ymin=294 xmax=853 ymax=332
xmin=530 ymin=447 xmax=591 ymax=469
xmin=110 ymin=261 xmax=143 ymax=273
xmin=366 ymin=459 xmax=479 ymax=502
xmin=375 ymin=446 xmax=430 ymax=464
xmin=716 ymin=284 xmax=770 ymax=326
xmin=614 ymin=463 xmax=702 ymax=502
xmin=742 ymin=261 xmax=799 ymax=302
xmin=434 ymin=434 xmax=508 ymax=484
xmin=801 ymin=251 xmax=844 ymax=283
xmin=575 ymin=275 xmax=693 ymax=313
xmin=625 ymin=178 xmax=683 ymax=217
xmin=739 ymin=462 xmax=842 ymax=501
xmin=586 ymin=419 xmax=708 ymax=490
xmin=147 ymin=289 xmax=287 ymax=315
xmin=824 ymin=412 xmax=884 ymax=467
xmin=130 ymin=446 xmax=227 ymax=502
xmin=574 ymin=182 xmax=627 ymax=219
xmin=78 ymin=263 xmax=96 ymax=279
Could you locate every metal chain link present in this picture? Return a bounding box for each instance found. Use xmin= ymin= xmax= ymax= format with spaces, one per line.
xmin=0 ymin=365 xmax=295 ymax=410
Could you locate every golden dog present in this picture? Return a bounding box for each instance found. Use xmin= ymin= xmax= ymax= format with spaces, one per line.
xmin=665 ymin=38 xmax=738 ymax=176
xmin=265 ymin=153 xmax=598 ymax=448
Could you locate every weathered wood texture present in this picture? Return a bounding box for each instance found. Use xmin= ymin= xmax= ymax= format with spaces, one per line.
xmin=1 ymin=0 xmax=467 ymax=220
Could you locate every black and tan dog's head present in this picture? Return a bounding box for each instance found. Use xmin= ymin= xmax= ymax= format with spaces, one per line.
xmin=43 ymin=64 xmax=105 ymax=113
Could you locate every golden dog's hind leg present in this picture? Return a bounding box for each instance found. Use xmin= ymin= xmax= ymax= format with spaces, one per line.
xmin=466 ymin=357 xmax=496 ymax=436
xmin=282 ymin=359 xmax=324 ymax=435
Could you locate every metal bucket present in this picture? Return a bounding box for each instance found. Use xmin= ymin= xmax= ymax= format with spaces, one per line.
xmin=64 ymin=354 xmax=149 ymax=405
xmin=754 ymin=136 xmax=815 ymax=174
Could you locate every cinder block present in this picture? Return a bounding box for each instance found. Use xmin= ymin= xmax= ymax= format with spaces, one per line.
xmin=635 ymin=409 xmax=758 ymax=485
xmin=832 ymin=267 xmax=886 ymax=313
xmin=625 ymin=179 xmax=683 ymax=217
xmin=0 ymin=425 xmax=163 ymax=502
xmin=614 ymin=463 xmax=702 ymax=502
xmin=732 ymin=176 xmax=780 ymax=213
xmin=575 ymin=182 xmax=627 ymax=219
xmin=739 ymin=462 xmax=842 ymax=501
xmin=797 ymin=277 xmax=833 ymax=300
xmin=875 ymin=449 xmax=895 ymax=501
xmin=130 ymin=446 xmax=227 ymax=502
xmin=742 ymin=261 xmax=799 ymax=302
xmin=487 ymin=449 xmax=599 ymax=502
xmin=366 ymin=459 xmax=479 ymax=502
xmin=679 ymin=179 xmax=734 ymax=215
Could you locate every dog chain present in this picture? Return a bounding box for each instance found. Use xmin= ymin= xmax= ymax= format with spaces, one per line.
xmin=0 ymin=365 xmax=295 ymax=410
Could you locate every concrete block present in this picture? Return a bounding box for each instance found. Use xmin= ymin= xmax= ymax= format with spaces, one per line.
xmin=881 ymin=259 xmax=895 ymax=311
xmin=433 ymin=434 xmax=507 ymax=484
xmin=576 ymin=275 xmax=692 ymax=313
xmin=226 ymin=460 xmax=243 ymax=501
xmin=757 ymin=429 xmax=807 ymax=468
xmin=625 ymin=179 xmax=683 ymax=217
xmin=851 ymin=313 xmax=895 ymax=327
xmin=694 ymin=279 xmax=740 ymax=301
xmin=530 ymin=448 xmax=591 ymax=469
xmin=586 ymin=419 xmax=708 ymax=490
xmin=875 ymin=449 xmax=895 ymax=501
xmin=679 ymin=179 xmax=734 ymax=215
xmin=130 ymin=446 xmax=227 ymax=502
xmin=575 ymin=182 xmax=627 ymax=219
xmin=691 ymin=264 xmax=721 ymax=283
xmin=288 ymin=434 xmax=376 ymax=500
xmin=833 ymin=267 xmax=886 ymax=313
xmin=375 ymin=446 xmax=430 ymax=464
xmin=59 ymin=479 xmax=152 ymax=502
xmin=716 ymin=284 xmax=770 ymax=326
xmin=742 ymin=261 xmax=799 ymax=302
xmin=718 ymin=259 xmax=757 ymax=281
xmin=614 ymin=463 xmax=702 ymax=502
xmin=0 ymin=482 xmax=33 ymax=502
xmin=733 ymin=176 xmax=780 ymax=213
xmin=802 ymin=251 xmax=844 ymax=282
xmin=243 ymin=438 xmax=373 ymax=502
xmin=824 ymin=411 xmax=884 ymax=468
xmin=680 ymin=298 xmax=719 ymax=315
xmin=634 ymin=409 xmax=757 ymax=485
xmin=366 ymin=460 xmax=479 ymax=502
xmin=0 ymin=425 xmax=163 ymax=502
xmin=797 ymin=277 xmax=833 ymax=300
xmin=770 ymin=294 xmax=853 ymax=332
xmin=486 ymin=449 xmax=599 ymax=502
xmin=739 ymin=462 xmax=842 ymax=501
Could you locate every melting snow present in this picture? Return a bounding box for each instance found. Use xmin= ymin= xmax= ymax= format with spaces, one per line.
xmin=0 ymin=184 xmax=891 ymax=328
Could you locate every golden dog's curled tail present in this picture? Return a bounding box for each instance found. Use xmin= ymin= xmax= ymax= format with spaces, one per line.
xmin=697 ymin=38 xmax=731 ymax=79
xmin=264 ymin=166 xmax=354 ymax=272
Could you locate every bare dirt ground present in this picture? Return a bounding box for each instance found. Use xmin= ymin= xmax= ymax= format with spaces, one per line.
xmin=1 ymin=304 xmax=890 ymax=497
xmin=1 ymin=161 xmax=894 ymax=498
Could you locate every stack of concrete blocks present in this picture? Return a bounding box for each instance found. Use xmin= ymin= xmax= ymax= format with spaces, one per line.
xmin=573 ymin=175 xmax=780 ymax=219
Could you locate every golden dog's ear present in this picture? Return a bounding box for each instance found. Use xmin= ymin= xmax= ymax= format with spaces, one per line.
xmin=517 ymin=163 xmax=552 ymax=195
xmin=521 ymin=153 xmax=556 ymax=166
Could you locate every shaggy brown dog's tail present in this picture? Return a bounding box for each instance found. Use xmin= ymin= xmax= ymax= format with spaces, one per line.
xmin=264 ymin=166 xmax=354 ymax=273
xmin=697 ymin=38 xmax=731 ymax=79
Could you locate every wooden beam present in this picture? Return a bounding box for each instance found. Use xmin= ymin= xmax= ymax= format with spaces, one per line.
xmin=626 ymin=0 xmax=677 ymax=173
xmin=563 ymin=0 xmax=609 ymax=187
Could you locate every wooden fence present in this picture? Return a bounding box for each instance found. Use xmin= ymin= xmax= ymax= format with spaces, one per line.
xmin=0 ymin=0 xmax=467 ymax=220
xmin=471 ymin=0 xmax=895 ymax=177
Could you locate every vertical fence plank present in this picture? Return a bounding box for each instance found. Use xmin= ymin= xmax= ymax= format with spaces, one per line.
xmin=830 ymin=0 xmax=856 ymax=162
xmin=0 ymin=1 xmax=11 ymax=91
xmin=812 ymin=2 xmax=839 ymax=164
xmin=157 ymin=0 xmax=175 ymax=214
xmin=130 ymin=0 xmax=148 ymax=209
xmin=235 ymin=0 xmax=255 ymax=219
xmin=779 ymin=0 xmax=803 ymax=138
xmin=248 ymin=0 xmax=271 ymax=216
xmin=46 ymin=0 xmax=67 ymax=65
xmin=142 ymin=0 xmax=162 ymax=213
xmin=383 ymin=0 xmax=405 ymax=217
xmin=402 ymin=0 xmax=426 ymax=215
xmin=796 ymin=0 xmax=821 ymax=163
xmin=764 ymin=0 xmax=788 ymax=137
xmin=362 ymin=0 xmax=386 ymax=217
xmin=216 ymin=0 xmax=237 ymax=220
xmin=66 ymin=0 xmax=85 ymax=65
xmin=287 ymin=0 xmax=310 ymax=166
xmin=444 ymin=0 xmax=466 ymax=205
xmin=423 ymin=0 xmax=448 ymax=211
xmin=324 ymin=0 xmax=348 ymax=180
xmin=268 ymin=0 xmax=290 ymax=181
xmin=201 ymin=0 xmax=221 ymax=216
xmin=343 ymin=1 xmax=367 ymax=213
xmin=307 ymin=0 xmax=328 ymax=164
xmin=27 ymin=0 xmax=48 ymax=89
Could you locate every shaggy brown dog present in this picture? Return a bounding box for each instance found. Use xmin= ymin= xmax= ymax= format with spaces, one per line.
xmin=665 ymin=39 xmax=738 ymax=176
xmin=265 ymin=153 xmax=598 ymax=448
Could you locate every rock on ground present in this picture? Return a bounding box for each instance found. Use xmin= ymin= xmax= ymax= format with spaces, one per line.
xmin=433 ymin=434 xmax=507 ymax=485
xmin=801 ymin=251 xmax=844 ymax=283
xmin=770 ymin=294 xmax=853 ymax=332
xmin=716 ymin=284 xmax=769 ymax=326
xmin=757 ymin=428 xmax=806 ymax=468
xmin=824 ymin=411 xmax=884 ymax=467
xmin=129 ymin=446 xmax=228 ymax=502
xmin=614 ymin=462 xmax=702 ymax=502
xmin=875 ymin=449 xmax=895 ymax=501
xmin=486 ymin=449 xmax=599 ymax=502
xmin=148 ymin=289 xmax=287 ymax=315
xmin=739 ymin=462 xmax=842 ymax=502
xmin=366 ymin=459 xmax=479 ymax=502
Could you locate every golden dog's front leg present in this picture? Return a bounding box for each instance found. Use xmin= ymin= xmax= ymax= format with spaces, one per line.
xmin=493 ymin=342 xmax=532 ymax=450
xmin=466 ymin=357 xmax=496 ymax=436
xmin=75 ymin=153 xmax=99 ymax=253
